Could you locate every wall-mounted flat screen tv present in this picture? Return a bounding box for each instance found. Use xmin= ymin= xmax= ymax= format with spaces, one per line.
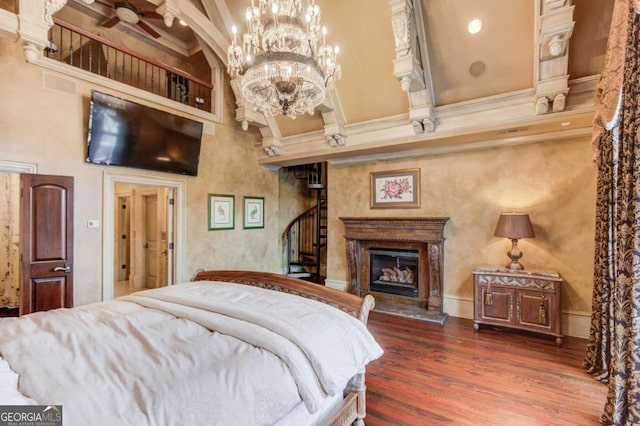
xmin=86 ymin=90 xmax=203 ymax=176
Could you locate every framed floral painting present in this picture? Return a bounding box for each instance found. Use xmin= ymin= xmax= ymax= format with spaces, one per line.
xmin=370 ymin=168 xmax=420 ymax=209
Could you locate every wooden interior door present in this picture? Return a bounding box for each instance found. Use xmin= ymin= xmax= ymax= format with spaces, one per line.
xmin=20 ymin=174 xmax=74 ymax=315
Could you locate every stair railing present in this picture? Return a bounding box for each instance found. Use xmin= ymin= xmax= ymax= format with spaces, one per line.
xmin=47 ymin=18 xmax=213 ymax=111
xmin=283 ymin=199 xmax=326 ymax=283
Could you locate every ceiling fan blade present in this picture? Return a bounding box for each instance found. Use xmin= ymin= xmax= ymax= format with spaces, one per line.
xmin=139 ymin=10 xmax=163 ymax=20
xmin=94 ymin=0 xmax=115 ymax=8
xmin=137 ymin=20 xmax=161 ymax=39
xmin=102 ymin=16 xmax=120 ymax=28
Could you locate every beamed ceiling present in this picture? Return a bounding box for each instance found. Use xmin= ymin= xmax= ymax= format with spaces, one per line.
xmin=58 ymin=0 xmax=614 ymax=167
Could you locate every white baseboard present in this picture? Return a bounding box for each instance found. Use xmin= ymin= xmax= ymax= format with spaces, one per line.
xmin=324 ymin=279 xmax=348 ymax=291
xmin=323 ymin=279 xmax=591 ymax=338
xmin=561 ymin=310 xmax=591 ymax=339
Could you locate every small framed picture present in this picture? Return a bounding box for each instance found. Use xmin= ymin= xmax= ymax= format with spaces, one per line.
xmin=370 ymin=168 xmax=420 ymax=209
xmin=243 ymin=196 xmax=264 ymax=229
xmin=208 ymin=194 xmax=234 ymax=230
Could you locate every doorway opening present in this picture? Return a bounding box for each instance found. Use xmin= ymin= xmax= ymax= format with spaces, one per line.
xmin=113 ymin=183 xmax=175 ymax=298
xmin=0 ymin=161 xmax=37 ymax=317
xmin=103 ymin=171 xmax=186 ymax=301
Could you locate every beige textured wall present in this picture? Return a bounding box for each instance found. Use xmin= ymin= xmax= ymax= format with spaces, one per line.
xmin=327 ymin=137 xmax=597 ymax=314
xmin=0 ymin=37 xmax=280 ymax=306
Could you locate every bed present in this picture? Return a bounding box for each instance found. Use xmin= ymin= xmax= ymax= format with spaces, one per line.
xmin=0 ymin=270 xmax=382 ymax=426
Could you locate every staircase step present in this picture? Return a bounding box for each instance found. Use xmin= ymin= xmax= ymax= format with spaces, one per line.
xmin=288 ymin=272 xmax=313 ymax=278
xmin=290 ymin=260 xmax=317 ymax=267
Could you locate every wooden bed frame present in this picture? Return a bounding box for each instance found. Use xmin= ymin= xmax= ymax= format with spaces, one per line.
xmin=192 ymin=270 xmax=376 ymax=426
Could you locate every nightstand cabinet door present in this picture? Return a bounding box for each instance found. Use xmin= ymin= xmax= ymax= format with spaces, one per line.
xmin=476 ymin=285 xmax=512 ymax=323
xmin=517 ymin=289 xmax=559 ymax=333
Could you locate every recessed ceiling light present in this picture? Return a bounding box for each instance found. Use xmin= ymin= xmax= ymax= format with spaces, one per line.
xmin=561 ymin=121 xmax=571 ymax=126
xmin=468 ymin=18 xmax=483 ymax=34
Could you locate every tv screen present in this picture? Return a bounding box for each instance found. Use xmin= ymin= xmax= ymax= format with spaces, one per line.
xmin=86 ymin=90 xmax=203 ymax=176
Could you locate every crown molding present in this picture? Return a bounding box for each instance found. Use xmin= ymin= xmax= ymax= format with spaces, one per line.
xmin=256 ymin=77 xmax=598 ymax=167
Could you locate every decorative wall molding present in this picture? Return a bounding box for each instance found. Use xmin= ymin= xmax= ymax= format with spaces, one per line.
xmin=0 ymin=159 xmax=38 ymax=174
xmin=389 ymin=0 xmax=436 ymax=133
xmin=535 ymin=0 xmax=575 ymax=115
xmin=44 ymin=0 xmax=67 ymax=26
xmin=321 ymin=89 xmax=348 ymax=147
xmin=256 ymin=76 xmax=597 ymax=167
xmin=0 ymin=8 xmax=18 ymax=40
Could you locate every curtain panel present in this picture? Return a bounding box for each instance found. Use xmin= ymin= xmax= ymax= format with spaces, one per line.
xmin=585 ymin=2 xmax=640 ymax=424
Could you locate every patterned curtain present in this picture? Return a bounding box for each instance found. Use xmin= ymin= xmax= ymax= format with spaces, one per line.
xmin=584 ymin=1 xmax=640 ymax=424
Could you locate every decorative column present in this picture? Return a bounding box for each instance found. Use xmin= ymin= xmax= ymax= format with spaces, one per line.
xmin=389 ymin=0 xmax=436 ymax=133
xmin=535 ymin=0 xmax=575 ymax=114
xmin=19 ymin=0 xmax=63 ymax=62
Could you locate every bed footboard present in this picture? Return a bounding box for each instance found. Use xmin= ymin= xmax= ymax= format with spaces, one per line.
xmin=192 ymin=270 xmax=375 ymax=324
xmin=191 ymin=270 xmax=375 ymax=425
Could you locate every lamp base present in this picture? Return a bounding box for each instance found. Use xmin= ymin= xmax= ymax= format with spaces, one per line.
xmin=506 ymin=261 xmax=524 ymax=270
xmin=505 ymin=238 xmax=525 ymax=270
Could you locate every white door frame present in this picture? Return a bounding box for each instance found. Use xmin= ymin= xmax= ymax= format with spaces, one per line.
xmin=0 ymin=159 xmax=37 ymax=174
xmin=103 ymin=170 xmax=186 ymax=301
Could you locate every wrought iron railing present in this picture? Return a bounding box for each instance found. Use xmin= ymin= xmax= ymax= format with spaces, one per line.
xmin=47 ymin=18 xmax=213 ymax=111
xmin=283 ymin=197 xmax=327 ymax=283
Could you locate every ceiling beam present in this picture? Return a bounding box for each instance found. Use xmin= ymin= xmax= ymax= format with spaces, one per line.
xmin=253 ymin=76 xmax=598 ymax=167
xmin=533 ymin=0 xmax=575 ymax=115
xmin=199 ymin=0 xmax=234 ymax=38
xmin=389 ymin=0 xmax=436 ymax=134
xmin=156 ymin=0 xmax=228 ymax=65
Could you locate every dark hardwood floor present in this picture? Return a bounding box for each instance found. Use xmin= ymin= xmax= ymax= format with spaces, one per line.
xmin=364 ymin=312 xmax=607 ymax=426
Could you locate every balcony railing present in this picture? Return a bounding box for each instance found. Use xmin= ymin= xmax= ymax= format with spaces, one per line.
xmin=47 ymin=18 xmax=213 ymax=112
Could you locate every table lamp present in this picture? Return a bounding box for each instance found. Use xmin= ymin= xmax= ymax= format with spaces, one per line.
xmin=494 ymin=212 xmax=535 ymax=270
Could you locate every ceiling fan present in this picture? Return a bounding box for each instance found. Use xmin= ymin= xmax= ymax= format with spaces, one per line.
xmin=95 ymin=1 xmax=164 ymax=39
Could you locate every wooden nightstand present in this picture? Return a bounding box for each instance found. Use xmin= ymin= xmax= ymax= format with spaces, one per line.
xmin=473 ymin=267 xmax=563 ymax=345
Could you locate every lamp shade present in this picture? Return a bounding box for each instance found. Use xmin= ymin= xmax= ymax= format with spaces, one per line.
xmin=494 ymin=213 xmax=535 ymax=239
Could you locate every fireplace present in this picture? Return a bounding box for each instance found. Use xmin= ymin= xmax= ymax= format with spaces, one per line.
xmin=369 ymin=248 xmax=419 ymax=297
xmin=340 ymin=217 xmax=449 ymax=320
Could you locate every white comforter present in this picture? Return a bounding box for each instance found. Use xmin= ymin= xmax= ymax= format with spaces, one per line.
xmin=0 ymin=281 xmax=382 ymax=426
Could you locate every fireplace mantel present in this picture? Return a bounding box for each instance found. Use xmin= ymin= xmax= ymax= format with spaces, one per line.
xmin=340 ymin=217 xmax=449 ymax=317
xmin=340 ymin=217 xmax=449 ymax=242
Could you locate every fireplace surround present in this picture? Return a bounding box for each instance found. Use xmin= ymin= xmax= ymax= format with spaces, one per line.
xmin=340 ymin=217 xmax=449 ymax=320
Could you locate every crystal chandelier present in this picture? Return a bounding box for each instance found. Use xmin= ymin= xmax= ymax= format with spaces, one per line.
xmin=227 ymin=0 xmax=341 ymax=119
